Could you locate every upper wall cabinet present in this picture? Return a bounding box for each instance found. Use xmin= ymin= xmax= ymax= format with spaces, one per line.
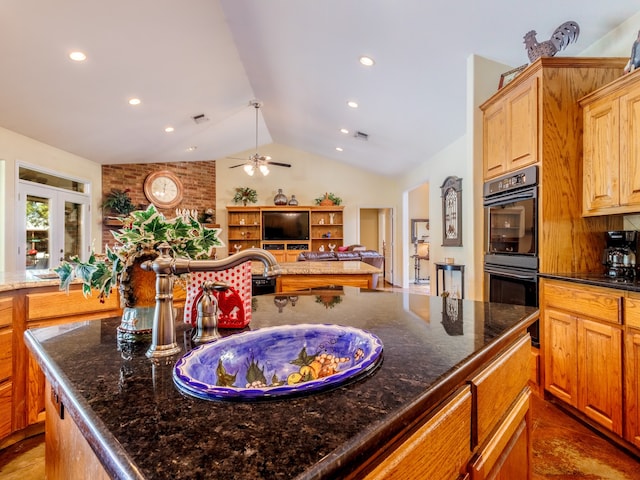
xmin=482 ymin=74 xmax=538 ymax=180
xmin=581 ymin=69 xmax=640 ymax=216
xmin=480 ymin=57 xmax=626 ymax=183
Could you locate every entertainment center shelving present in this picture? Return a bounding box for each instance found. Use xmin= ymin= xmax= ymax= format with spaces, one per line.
xmin=227 ymin=206 xmax=344 ymax=262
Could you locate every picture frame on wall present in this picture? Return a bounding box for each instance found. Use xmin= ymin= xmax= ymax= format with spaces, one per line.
xmin=498 ymin=64 xmax=527 ymax=89
xmin=441 ymin=176 xmax=462 ymax=247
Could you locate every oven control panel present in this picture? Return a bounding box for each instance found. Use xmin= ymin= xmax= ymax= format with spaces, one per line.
xmin=484 ymin=165 xmax=538 ymax=197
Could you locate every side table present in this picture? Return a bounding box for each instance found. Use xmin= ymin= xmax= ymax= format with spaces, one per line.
xmin=434 ymin=263 xmax=465 ymax=299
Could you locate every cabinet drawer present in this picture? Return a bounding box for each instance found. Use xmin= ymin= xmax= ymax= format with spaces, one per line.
xmin=26 ymin=289 xmax=120 ymax=321
xmin=0 ymin=328 xmax=12 ymax=383
xmin=542 ymin=281 xmax=621 ymax=324
xmin=0 ymin=297 xmax=13 ymax=328
xmin=469 ymin=389 xmax=530 ymax=480
xmin=625 ymin=293 xmax=640 ymax=329
xmin=0 ymin=381 xmax=12 ymax=439
xmin=471 ymin=334 xmax=530 ymax=447
xmin=364 ymin=386 xmax=472 ymax=480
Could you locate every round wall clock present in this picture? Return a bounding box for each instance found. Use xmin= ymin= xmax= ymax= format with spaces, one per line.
xmin=143 ymin=170 xmax=183 ymax=209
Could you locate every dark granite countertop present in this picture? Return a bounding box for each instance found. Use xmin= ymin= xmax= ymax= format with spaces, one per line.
xmin=25 ymin=288 xmax=538 ymax=480
xmin=539 ymin=272 xmax=640 ymax=292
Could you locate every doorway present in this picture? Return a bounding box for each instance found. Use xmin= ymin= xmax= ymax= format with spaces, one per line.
xmin=17 ymin=170 xmax=90 ymax=271
xmin=359 ymin=208 xmax=394 ymax=286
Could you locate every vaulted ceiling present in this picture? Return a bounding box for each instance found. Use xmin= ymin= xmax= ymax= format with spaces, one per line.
xmin=1 ymin=1 xmax=638 ymax=175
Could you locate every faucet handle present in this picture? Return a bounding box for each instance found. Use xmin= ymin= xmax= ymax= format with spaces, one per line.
xmin=202 ymin=280 xmax=230 ymax=294
xmin=193 ymin=281 xmax=229 ymax=345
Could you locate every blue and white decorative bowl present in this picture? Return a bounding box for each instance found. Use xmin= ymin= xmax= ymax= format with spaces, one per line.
xmin=173 ymin=324 xmax=383 ymax=400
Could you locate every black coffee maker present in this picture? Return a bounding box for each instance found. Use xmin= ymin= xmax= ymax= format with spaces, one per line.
xmin=604 ymin=231 xmax=638 ymax=279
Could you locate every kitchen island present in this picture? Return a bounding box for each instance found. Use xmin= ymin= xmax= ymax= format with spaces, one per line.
xmin=25 ymin=288 xmax=537 ymax=479
xmin=252 ymin=260 xmax=382 ymax=292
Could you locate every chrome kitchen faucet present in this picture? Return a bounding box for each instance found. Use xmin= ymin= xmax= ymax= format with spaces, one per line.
xmin=142 ymin=243 xmax=280 ymax=358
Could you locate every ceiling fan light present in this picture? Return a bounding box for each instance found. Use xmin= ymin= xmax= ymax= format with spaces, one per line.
xmin=244 ymin=164 xmax=255 ymax=175
xmin=259 ymin=164 xmax=270 ymax=176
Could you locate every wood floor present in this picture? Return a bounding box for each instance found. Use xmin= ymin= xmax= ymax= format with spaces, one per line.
xmin=1 ymin=393 xmax=638 ymax=479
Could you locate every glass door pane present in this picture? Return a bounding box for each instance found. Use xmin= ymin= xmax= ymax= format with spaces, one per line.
xmin=63 ymin=201 xmax=83 ymax=262
xmin=25 ymin=195 xmax=51 ymax=269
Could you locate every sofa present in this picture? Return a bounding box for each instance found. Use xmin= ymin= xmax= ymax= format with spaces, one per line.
xmin=296 ymin=249 xmax=384 ymax=285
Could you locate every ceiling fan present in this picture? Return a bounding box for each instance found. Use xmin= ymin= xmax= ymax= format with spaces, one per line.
xmin=229 ymin=100 xmax=291 ymax=176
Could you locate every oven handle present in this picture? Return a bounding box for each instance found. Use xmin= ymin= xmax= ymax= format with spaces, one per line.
xmin=483 ymin=188 xmax=536 ymax=207
xmin=484 ymin=265 xmax=537 ymax=281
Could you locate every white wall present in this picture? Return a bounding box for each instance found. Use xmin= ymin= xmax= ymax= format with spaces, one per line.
xmin=580 ymin=11 xmax=640 ymax=58
xmin=397 ymin=54 xmax=511 ymax=300
xmin=215 ymin=143 xmax=405 ymax=280
xmin=0 ymin=127 xmax=103 ymax=273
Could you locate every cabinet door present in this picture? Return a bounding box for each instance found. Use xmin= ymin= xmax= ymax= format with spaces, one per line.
xmin=583 ymin=96 xmax=620 ymax=214
xmin=364 ymin=386 xmax=472 ymax=480
xmin=577 ymin=318 xmax=623 ymax=434
xmin=543 ymin=308 xmax=577 ymax=406
xmin=483 ymin=100 xmax=507 ymax=179
xmin=625 ymin=329 xmax=640 ymax=447
xmin=619 ymin=90 xmax=640 ymax=207
xmin=506 ymin=76 xmax=538 ymax=172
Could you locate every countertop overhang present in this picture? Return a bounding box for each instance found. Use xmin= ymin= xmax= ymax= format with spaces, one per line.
xmin=539 ymin=272 xmax=640 ymax=292
xmin=25 ymin=289 xmax=537 ymax=480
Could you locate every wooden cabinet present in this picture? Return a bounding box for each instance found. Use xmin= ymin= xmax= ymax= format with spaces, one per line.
xmin=577 ymin=318 xmax=622 ymax=433
xmin=469 ymin=334 xmax=531 ymax=480
xmin=227 ymin=207 xmax=261 ymax=254
xmin=469 ymin=390 xmax=531 ymax=480
xmin=482 ymin=74 xmax=538 ymax=180
xmin=623 ymin=293 xmax=640 ymax=448
xmin=45 ymin=380 xmax=110 ymax=480
xmin=356 ymin=334 xmax=533 ymax=480
xmin=310 ymin=207 xmax=343 ymax=252
xmin=0 ymin=284 xmax=121 ymax=443
xmin=363 ymin=386 xmax=472 ymax=480
xmin=0 ymin=297 xmax=14 ymax=439
xmin=581 ymin=68 xmax=640 ymax=216
xmin=226 ymin=206 xmax=344 ymax=260
xmin=481 ymin=57 xmax=625 ymax=275
xmin=543 ymin=308 xmax=577 ymax=405
xmin=541 ymin=279 xmax=623 ymax=435
xmin=624 ymin=327 xmax=640 ymax=448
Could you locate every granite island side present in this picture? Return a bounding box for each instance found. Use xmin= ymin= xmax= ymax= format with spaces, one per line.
xmin=24 ymin=288 xmax=537 ymax=479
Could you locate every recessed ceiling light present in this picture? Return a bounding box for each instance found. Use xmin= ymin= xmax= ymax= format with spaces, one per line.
xmin=347 ymin=101 xmax=358 ymax=109
xmin=128 ymin=98 xmax=141 ymax=106
xmin=69 ymin=51 xmax=87 ymax=62
xmin=164 ymin=126 xmax=174 ymax=133
xmin=359 ymin=56 xmax=375 ymax=66
xmin=186 ymin=146 xmax=197 ymax=152
xmin=340 ymin=128 xmax=349 ymax=134
xmin=336 ymin=147 xmax=344 ymax=152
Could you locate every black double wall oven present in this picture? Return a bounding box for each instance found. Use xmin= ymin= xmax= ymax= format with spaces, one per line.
xmin=483 ymin=165 xmax=539 ymax=346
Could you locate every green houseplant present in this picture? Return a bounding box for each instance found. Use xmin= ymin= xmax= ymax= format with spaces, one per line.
xmin=314 ymin=192 xmax=342 ymax=206
xmin=101 ymin=188 xmax=137 ymax=216
xmin=55 ymin=204 xmax=224 ymax=307
xmin=233 ymin=187 xmax=258 ymax=206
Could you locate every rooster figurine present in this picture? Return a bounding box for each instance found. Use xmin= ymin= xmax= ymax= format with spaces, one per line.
xmin=524 ymin=21 xmax=580 ymax=63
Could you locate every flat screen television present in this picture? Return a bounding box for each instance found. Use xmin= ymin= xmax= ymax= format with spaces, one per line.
xmin=262 ymin=211 xmax=310 ymax=241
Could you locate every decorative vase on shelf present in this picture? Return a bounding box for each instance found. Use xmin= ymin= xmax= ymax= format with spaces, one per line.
xmin=274 ymin=189 xmax=288 ymax=205
xmin=288 ymin=195 xmax=299 ymax=206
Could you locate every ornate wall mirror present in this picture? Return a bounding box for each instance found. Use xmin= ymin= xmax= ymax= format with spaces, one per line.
xmin=441 ymin=176 xmax=462 ymax=246
xmin=411 ymin=218 xmax=429 ymax=244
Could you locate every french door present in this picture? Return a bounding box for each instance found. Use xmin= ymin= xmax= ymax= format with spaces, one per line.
xmin=17 ymin=182 xmax=90 ymax=271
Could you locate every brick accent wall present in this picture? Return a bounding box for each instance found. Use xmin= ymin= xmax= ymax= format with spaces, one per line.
xmin=101 ymin=161 xmax=216 ymax=249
